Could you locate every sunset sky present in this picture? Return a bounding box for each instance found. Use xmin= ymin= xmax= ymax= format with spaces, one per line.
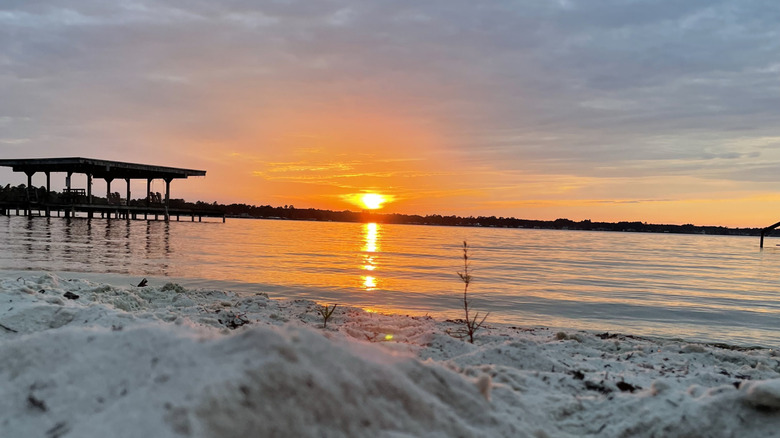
xmin=1 ymin=1 xmax=779 ymax=227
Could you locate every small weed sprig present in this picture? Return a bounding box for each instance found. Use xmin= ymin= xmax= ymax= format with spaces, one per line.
xmin=318 ymin=303 xmax=338 ymax=328
xmin=456 ymin=241 xmax=489 ymax=344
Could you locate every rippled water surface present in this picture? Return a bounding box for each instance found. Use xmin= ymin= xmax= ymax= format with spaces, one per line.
xmin=2 ymin=215 xmax=779 ymax=348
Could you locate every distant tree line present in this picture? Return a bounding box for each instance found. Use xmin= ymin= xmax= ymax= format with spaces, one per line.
xmin=0 ymin=183 xmax=768 ymax=236
xmin=212 ymin=201 xmax=764 ymax=237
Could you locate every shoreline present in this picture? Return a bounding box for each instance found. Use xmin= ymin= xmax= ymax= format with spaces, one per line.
xmin=2 ymin=267 xmax=777 ymax=351
xmin=2 ymin=272 xmax=780 ymax=437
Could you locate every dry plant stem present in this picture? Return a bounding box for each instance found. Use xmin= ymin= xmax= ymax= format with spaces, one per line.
xmin=0 ymin=322 xmax=18 ymax=333
xmin=458 ymin=241 xmax=489 ymax=343
xmin=318 ymin=304 xmax=337 ymax=328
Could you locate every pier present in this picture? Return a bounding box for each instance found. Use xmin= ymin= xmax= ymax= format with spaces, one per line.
xmin=0 ymin=157 xmax=224 ymax=222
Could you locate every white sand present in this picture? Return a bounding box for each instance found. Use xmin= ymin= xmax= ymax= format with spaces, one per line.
xmin=2 ymin=273 xmax=780 ymax=437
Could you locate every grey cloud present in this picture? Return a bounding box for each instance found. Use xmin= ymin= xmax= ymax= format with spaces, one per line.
xmin=706 ymin=163 xmax=780 ymax=183
xmin=0 ymin=0 xmax=778 ymax=184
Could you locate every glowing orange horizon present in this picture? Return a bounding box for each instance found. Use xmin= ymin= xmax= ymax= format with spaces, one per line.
xmin=131 ymin=105 xmax=780 ymax=229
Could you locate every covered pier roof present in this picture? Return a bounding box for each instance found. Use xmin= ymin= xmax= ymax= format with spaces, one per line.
xmin=0 ymin=157 xmax=206 ymax=180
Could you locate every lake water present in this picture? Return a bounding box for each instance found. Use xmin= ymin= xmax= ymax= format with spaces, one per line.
xmin=2 ymin=215 xmax=779 ymax=348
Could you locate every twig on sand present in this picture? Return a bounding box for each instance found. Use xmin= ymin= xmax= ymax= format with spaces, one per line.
xmin=454 ymin=241 xmax=489 ymax=344
xmin=317 ymin=304 xmax=338 ymax=328
xmin=0 ymin=322 xmax=18 ymax=333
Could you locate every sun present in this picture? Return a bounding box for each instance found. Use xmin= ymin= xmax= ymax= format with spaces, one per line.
xmin=361 ymin=193 xmax=386 ymax=210
xmin=342 ymin=192 xmax=394 ymax=210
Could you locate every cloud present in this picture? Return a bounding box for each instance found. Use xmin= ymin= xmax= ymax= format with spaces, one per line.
xmin=0 ymin=1 xmax=779 ymax=223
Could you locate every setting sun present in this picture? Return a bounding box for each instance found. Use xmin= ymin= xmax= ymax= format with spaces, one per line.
xmin=343 ymin=192 xmax=394 ymax=210
xmin=361 ymin=193 xmax=385 ymax=210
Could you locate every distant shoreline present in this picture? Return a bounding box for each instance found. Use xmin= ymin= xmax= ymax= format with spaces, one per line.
xmin=224 ymin=211 xmax=765 ymax=237
xmin=0 ymin=184 xmax=770 ymax=236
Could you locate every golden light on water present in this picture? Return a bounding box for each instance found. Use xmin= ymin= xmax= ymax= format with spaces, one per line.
xmin=363 ymin=275 xmax=377 ymax=290
xmin=361 ymin=222 xmax=380 ymax=291
xmin=363 ymin=222 xmax=378 ymax=252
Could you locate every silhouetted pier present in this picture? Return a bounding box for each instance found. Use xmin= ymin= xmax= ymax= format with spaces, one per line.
xmin=0 ymin=157 xmax=224 ymax=222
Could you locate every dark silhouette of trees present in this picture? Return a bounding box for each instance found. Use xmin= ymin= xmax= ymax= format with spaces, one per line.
xmin=0 ymin=183 xmax=764 ymax=236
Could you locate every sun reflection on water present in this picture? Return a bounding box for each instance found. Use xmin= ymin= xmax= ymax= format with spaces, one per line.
xmin=363 ymin=222 xmax=378 ymax=252
xmin=362 ymin=275 xmax=376 ymax=289
xmin=361 ymin=223 xmax=380 ymax=290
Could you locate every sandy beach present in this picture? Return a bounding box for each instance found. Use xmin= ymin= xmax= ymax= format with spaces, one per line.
xmin=2 ymin=272 xmax=780 ymax=437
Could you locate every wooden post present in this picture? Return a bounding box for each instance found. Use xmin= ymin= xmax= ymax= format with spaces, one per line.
xmin=125 ymin=178 xmax=131 ymax=205
xmin=25 ymin=170 xmax=34 ymax=216
xmin=106 ymin=178 xmax=113 ymax=203
xmin=87 ymin=173 xmax=93 ymax=218
xmin=45 ymin=171 xmax=51 ymax=216
xmin=759 ymin=221 xmax=780 ymax=247
xmin=87 ymin=174 xmax=93 ymax=204
xmin=164 ymin=178 xmax=171 ymax=207
xmin=146 ymin=179 xmax=152 ymax=207
xmin=164 ymin=178 xmax=172 ymax=222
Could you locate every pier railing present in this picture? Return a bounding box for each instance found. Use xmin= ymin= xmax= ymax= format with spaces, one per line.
xmin=0 ymin=199 xmax=225 ymax=223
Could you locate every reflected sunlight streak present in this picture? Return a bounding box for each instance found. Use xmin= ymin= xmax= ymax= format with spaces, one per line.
xmin=363 ymin=222 xmax=378 ymax=252
xmin=361 ymin=223 xmax=380 ymax=290
xmin=363 ymin=275 xmax=377 ymax=290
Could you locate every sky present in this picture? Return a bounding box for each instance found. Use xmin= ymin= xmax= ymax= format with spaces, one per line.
xmin=1 ymin=1 xmax=779 ymax=227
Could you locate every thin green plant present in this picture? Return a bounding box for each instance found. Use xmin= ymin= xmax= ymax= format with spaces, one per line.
xmin=318 ymin=303 xmax=338 ymax=328
xmin=456 ymin=241 xmax=488 ymax=343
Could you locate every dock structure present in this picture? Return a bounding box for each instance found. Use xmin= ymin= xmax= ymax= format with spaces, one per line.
xmin=760 ymin=221 xmax=780 ymax=248
xmin=0 ymin=157 xmax=224 ymax=222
